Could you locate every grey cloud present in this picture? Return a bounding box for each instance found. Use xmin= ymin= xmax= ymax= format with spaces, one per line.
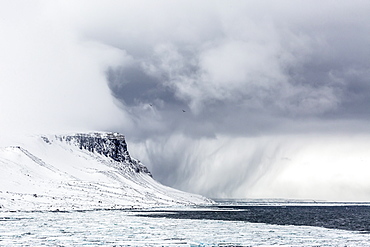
xmin=105 ymin=18 xmax=370 ymax=127
xmin=107 ymin=64 xmax=180 ymax=106
xmin=53 ymin=1 xmax=370 ymax=126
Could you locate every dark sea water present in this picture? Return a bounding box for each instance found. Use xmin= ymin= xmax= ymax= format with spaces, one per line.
xmin=138 ymin=200 xmax=370 ymax=233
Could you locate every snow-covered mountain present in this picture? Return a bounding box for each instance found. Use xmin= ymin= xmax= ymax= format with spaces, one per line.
xmin=0 ymin=132 xmax=212 ymax=211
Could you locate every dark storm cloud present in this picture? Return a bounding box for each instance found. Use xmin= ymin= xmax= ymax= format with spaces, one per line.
xmin=106 ymin=65 xmax=178 ymax=106
xmin=95 ymin=0 xmax=370 ymax=140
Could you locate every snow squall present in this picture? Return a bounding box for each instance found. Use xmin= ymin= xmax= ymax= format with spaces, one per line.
xmin=0 ymin=132 xmax=212 ymax=212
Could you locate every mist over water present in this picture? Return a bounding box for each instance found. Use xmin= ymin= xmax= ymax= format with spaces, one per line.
xmin=128 ymin=133 xmax=370 ymax=201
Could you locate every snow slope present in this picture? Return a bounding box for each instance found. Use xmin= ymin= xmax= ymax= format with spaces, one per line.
xmin=0 ymin=132 xmax=212 ymax=211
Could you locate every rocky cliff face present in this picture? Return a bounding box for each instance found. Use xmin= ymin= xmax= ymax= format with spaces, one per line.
xmin=51 ymin=132 xmax=152 ymax=176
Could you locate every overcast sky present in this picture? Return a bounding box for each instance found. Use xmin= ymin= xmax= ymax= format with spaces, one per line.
xmin=2 ymin=0 xmax=370 ymax=201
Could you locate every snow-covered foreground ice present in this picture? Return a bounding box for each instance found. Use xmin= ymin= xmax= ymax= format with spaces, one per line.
xmin=1 ymin=209 xmax=370 ymax=246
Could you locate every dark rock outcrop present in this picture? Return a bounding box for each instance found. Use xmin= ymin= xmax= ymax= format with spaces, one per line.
xmin=47 ymin=132 xmax=152 ymax=176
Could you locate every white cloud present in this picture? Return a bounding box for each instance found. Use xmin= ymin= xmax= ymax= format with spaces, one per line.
xmin=0 ymin=1 xmax=129 ymax=144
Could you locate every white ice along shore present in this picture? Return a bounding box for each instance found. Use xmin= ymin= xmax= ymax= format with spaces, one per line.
xmin=0 ymin=132 xmax=213 ymax=212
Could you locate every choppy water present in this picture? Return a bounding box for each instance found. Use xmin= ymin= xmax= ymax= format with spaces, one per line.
xmin=1 ymin=201 xmax=370 ymax=246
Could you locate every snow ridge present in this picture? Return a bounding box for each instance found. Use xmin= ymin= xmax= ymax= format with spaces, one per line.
xmin=0 ymin=132 xmax=212 ymax=212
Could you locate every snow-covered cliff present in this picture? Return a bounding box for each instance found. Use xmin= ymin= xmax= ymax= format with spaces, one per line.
xmin=54 ymin=132 xmax=152 ymax=176
xmin=0 ymin=132 xmax=212 ymax=211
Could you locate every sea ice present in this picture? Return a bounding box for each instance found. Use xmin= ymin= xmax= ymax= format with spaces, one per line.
xmin=1 ymin=210 xmax=369 ymax=246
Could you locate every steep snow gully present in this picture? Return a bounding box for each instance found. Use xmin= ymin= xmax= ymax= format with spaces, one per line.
xmin=0 ymin=132 xmax=212 ymax=211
